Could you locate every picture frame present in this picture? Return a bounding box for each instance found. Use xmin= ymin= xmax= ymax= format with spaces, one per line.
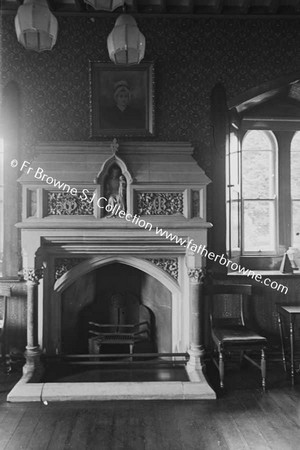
xmin=89 ymin=61 xmax=155 ymax=137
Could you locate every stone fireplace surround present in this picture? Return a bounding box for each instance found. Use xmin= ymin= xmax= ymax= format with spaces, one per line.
xmin=7 ymin=141 xmax=215 ymax=401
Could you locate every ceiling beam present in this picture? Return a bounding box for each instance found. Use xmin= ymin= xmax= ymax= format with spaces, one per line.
xmin=1 ymin=0 xmax=300 ymax=16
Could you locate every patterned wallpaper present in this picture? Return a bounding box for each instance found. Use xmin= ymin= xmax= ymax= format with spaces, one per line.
xmin=2 ymin=16 xmax=300 ymax=177
xmin=1 ymin=17 xmax=300 ymax=351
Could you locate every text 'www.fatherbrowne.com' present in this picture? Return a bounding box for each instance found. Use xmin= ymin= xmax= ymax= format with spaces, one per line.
xmin=14 ymin=159 xmax=288 ymax=294
xmin=154 ymin=227 xmax=288 ymax=294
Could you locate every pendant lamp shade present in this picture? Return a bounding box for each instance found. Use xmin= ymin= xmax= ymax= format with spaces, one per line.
xmin=107 ymin=14 xmax=145 ymax=65
xmin=14 ymin=0 xmax=58 ymax=52
xmin=83 ymin=0 xmax=124 ymax=10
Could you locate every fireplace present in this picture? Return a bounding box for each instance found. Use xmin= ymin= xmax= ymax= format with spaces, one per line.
xmin=60 ymin=262 xmax=171 ymax=355
xmin=8 ymin=140 xmax=215 ymax=401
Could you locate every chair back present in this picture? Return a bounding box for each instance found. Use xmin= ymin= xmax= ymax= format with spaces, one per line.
xmin=205 ymin=284 xmax=252 ymax=328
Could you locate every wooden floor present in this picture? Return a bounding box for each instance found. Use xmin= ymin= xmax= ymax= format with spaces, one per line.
xmin=1 ymin=361 xmax=300 ymax=450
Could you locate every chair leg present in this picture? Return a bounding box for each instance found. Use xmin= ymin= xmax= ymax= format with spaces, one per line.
xmin=261 ymin=348 xmax=266 ymax=392
xmin=219 ymin=348 xmax=224 ymax=389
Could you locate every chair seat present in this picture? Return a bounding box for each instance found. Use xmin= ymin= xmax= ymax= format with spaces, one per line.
xmin=212 ymin=325 xmax=267 ymax=345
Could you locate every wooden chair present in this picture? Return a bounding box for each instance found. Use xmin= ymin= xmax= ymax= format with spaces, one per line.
xmin=0 ymin=286 xmax=11 ymax=368
xmin=205 ymin=284 xmax=267 ymax=392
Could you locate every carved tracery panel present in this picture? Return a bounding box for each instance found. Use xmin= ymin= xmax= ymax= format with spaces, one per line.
xmin=48 ymin=192 xmax=94 ymax=215
xmin=137 ymin=193 xmax=183 ymax=215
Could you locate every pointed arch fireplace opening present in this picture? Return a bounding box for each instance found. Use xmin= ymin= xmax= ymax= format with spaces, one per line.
xmin=60 ymin=262 xmax=172 ymax=356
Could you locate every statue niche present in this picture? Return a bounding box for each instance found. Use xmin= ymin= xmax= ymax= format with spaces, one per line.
xmin=104 ymin=164 xmax=127 ymax=218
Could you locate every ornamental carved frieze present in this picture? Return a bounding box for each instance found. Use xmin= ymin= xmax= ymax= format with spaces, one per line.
xmin=23 ymin=268 xmax=44 ymax=283
xmin=137 ymin=193 xmax=183 ymax=215
xmin=146 ymin=258 xmax=178 ymax=280
xmin=48 ymin=192 xmax=94 ymax=216
xmin=55 ymin=258 xmax=86 ymax=280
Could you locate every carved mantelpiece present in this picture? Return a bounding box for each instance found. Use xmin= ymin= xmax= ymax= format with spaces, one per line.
xmin=54 ymin=258 xmax=86 ymax=280
xmin=23 ymin=267 xmax=43 ymax=283
xmin=146 ymin=258 xmax=178 ymax=280
xmin=187 ymin=268 xmax=202 ymax=283
xmin=9 ymin=141 xmax=215 ymax=401
xmin=17 ymin=141 xmax=210 ymax=224
xmin=137 ymin=193 xmax=184 ymax=216
xmin=48 ymin=192 xmax=94 ymax=216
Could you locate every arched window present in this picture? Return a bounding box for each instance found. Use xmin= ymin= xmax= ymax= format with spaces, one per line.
xmin=0 ymin=138 xmax=3 ymax=276
xmin=226 ymin=78 xmax=300 ymax=268
xmin=291 ymin=132 xmax=300 ymax=247
xmin=241 ymin=130 xmax=277 ymax=253
xmin=227 ymin=126 xmax=300 ymax=265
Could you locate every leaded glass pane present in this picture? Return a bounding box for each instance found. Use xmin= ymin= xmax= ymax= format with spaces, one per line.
xmin=292 ymin=200 xmax=300 ymax=247
xmin=242 ymin=150 xmax=275 ymax=198
xmin=291 ymin=132 xmax=300 ymax=199
xmin=243 ymin=130 xmax=275 ymax=151
xmin=243 ymin=200 xmax=276 ymax=252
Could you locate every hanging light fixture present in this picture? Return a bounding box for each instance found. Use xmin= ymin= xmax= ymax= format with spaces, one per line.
xmin=83 ymin=0 xmax=124 ymax=10
xmin=14 ymin=0 xmax=58 ymax=52
xmin=107 ymin=14 xmax=145 ymax=65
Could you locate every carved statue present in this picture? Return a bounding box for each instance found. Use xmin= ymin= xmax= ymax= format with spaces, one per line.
xmin=105 ymin=166 xmax=127 ymax=217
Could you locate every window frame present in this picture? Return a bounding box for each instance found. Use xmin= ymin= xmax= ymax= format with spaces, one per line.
xmin=290 ymin=132 xmax=300 ymax=248
xmin=227 ymin=120 xmax=300 ymax=264
xmin=240 ymin=129 xmax=279 ymax=256
xmin=0 ymin=139 xmax=3 ymax=277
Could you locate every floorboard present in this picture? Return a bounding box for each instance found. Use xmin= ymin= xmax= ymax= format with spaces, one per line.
xmin=223 ymin=395 xmax=271 ymax=450
xmin=0 ymin=361 xmax=300 ymax=449
xmin=0 ymin=405 xmax=27 ymax=449
xmin=46 ymin=410 xmax=76 ymax=450
xmin=4 ymin=408 xmax=43 ymax=450
xmin=212 ymin=401 xmax=249 ymax=450
xmin=239 ymin=393 xmax=289 ymax=450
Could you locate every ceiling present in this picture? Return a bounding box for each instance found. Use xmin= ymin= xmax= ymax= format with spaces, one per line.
xmin=1 ymin=0 xmax=300 ymax=17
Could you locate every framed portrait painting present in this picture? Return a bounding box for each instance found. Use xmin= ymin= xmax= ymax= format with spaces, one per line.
xmin=90 ymin=61 xmax=154 ymax=137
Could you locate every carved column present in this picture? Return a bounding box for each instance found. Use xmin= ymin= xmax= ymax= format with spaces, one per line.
xmin=22 ymin=268 xmax=43 ymax=382
xmin=187 ymin=267 xmax=205 ymax=369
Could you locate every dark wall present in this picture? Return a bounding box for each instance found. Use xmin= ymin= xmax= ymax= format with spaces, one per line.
xmin=2 ymin=16 xmax=300 ymax=353
xmin=2 ymin=16 xmax=300 ymax=178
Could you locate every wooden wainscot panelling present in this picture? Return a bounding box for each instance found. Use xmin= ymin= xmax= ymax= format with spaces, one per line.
xmin=0 ymin=281 xmax=27 ymax=354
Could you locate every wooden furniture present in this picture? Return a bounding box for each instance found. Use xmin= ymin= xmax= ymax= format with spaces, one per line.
xmin=205 ymin=284 xmax=267 ymax=392
xmin=0 ymin=286 xmax=11 ymax=367
xmin=277 ymin=305 xmax=300 ymax=386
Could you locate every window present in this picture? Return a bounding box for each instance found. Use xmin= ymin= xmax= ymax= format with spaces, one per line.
xmin=0 ymin=139 xmax=3 ymax=276
xmin=226 ymin=127 xmax=241 ymax=255
xmin=242 ymin=131 xmax=277 ymax=254
xmin=227 ymin=128 xmax=299 ymax=262
xmin=291 ymin=132 xmax=300 ymax=248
